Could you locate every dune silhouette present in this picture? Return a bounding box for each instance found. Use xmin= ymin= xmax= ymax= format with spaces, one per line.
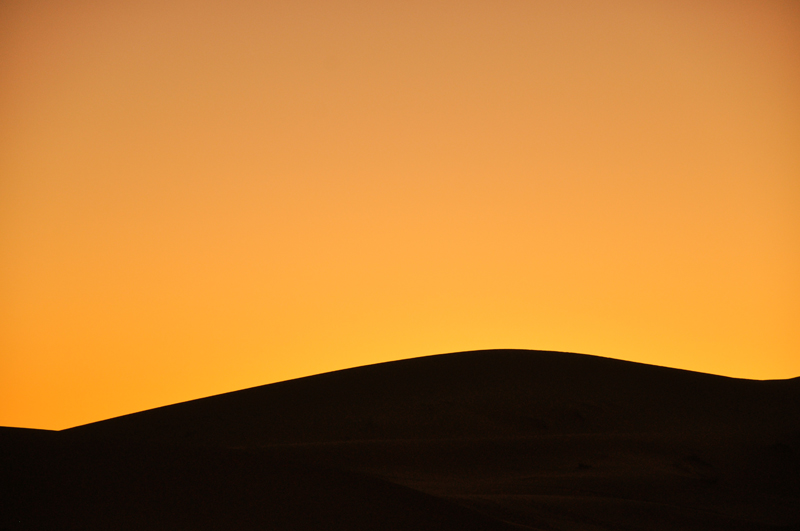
xmin=3 ymin=349 xmax=799 ymax=530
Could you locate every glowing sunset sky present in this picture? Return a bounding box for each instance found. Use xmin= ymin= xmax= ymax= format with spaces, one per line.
xmin=1 ymin=0 xmax=798 ymax=430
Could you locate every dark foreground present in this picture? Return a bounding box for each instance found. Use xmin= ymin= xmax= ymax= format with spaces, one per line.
xmin=3 ymin=349 xmax=799 ymax=530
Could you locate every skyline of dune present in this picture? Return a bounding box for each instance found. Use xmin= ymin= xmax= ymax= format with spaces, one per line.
xmin=4 ymin=349 xmax=799 ymax=530
xmin=1 ymin=0 xmax=799 ymax=430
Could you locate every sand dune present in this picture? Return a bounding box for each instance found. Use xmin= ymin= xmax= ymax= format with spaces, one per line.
xmin=3 ymin=349 xmax=799 ymax=530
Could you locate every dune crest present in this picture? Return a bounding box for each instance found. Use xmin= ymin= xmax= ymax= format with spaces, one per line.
xmin=4 ymin=349 xmax=799 ymax=530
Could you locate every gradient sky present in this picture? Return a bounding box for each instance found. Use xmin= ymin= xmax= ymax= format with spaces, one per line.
xmin=2 ymin=0 xmax=798 ymax=430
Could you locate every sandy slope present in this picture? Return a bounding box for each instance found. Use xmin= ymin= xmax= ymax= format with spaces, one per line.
xmin=3 ymin=349 xmax=799 ymax=530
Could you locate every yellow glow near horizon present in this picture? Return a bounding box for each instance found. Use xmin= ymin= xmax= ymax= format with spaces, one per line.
xmin=2 ymin=0 xmax=798 ymax=430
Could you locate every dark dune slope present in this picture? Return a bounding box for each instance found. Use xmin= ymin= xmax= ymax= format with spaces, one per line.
xmin=4 ymin=349 xmax=800 ymax=531
xmin=64 ymin=349 xmax=799 ymax=446
xmin=3 ymin=439 xmax=517 ymax=531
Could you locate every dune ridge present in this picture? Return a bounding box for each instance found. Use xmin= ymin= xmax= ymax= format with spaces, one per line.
xmin=3 ymin=349 xmax=799 ymax=530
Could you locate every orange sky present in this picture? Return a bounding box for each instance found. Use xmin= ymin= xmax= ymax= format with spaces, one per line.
xmin=2 ymin=0 xmax=798 ymax=430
